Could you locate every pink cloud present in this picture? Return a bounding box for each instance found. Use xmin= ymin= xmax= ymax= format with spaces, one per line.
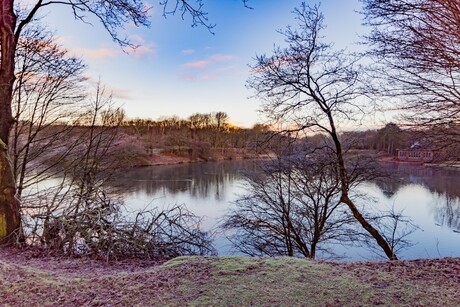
xmin=85 ymin=77 xmax=132 ymax=100
xmin=180 ymin=67 xmax=237 ymax=82
xmin=180 ymin=74 xmax=199 ymax=82
xmin=128 ymin=44 xmax=156 ymax=59
xmin=74 ymin=47 xmax=119 ymax=59
xmin=183 ymin=60 xmax=210 ymax=69
xmin=182 ymin=54 xmax=236 ymax=70
xmin=180 ymin=73 xmax=222 ymax=82
xmin=123 ymin=35 xmax=156 ymax=59
xmin=180 ymin=54 xmax=237 ymax=82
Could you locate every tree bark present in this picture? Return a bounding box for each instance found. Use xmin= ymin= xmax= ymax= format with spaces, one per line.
xmin=1 ymin=0 xmax=16 ymax=142
xmin=0 ymin=0 xmax=21 ymax=244
xmin=0 ymin=139 xmax=20 ymax=244
xmin=328 ymin=113 xmax=398 ymax=260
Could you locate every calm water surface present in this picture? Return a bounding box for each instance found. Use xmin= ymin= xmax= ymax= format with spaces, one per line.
xmin=117 ymin=160 xmax=460 ymax=260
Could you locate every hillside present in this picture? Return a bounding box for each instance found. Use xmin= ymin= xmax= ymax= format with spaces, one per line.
xmin=1 ymin=249 xmax=459 ymax=306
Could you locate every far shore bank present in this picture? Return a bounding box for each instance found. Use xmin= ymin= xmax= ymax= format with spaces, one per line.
xmin=127 ymin=149 xmax=460 ymax=171
xmin=125 ymin=148 xmax=275 ymax=168
xmin=378 ymin=154 xmax=460 ymax=169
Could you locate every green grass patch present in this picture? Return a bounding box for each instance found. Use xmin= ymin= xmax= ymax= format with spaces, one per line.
xmin=1 ymin=256 xmax=459 ymax=306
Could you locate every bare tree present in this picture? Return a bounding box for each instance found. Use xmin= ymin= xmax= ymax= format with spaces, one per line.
xmin=247 ymin=3 xmax=397 ymax=259
xmin=361 ymin=0 xmax=460 ymax=148
xmin=213 ymin=111 xmax=228 ymax=149
xmin=19 ymin=81 xmax=121 ymax=249
xmin=224 ymin=145 xmax=358 ymax=258
xmin=20 ymin=82 xmax=216 ymax=258
xmin=11 ymin=24 xmax=87 ymax=200
xmin=214 ymin=112 xmax=229 ymax=130
xmin=0 ymin=0 xmax=248 ymax=243
xmin=0 ymin=0 xmax=149 ymax=244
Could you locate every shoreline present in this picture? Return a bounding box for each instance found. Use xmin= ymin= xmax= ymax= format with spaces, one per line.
xmin=126 ymin=150 xmax=274 ymax=168
xmin=132 ymin=151 xmax=460 ymax=171
xmin=378 ymin=155 xmax=460 ymax=169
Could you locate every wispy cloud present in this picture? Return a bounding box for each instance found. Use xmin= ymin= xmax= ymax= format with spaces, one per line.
xmin=85 ymin=77 xmax=133 ymax=101
xmin=124 ymin=34 xmax=156 ymax=59
xmin=74 ymin=47 xmax=120 ymax=59
xmin=108 ymin=86 xmax=133 ymax=100
xmin=180 ymin=54 xmax=237 ymax=82
xmin=180 ymin=64 xmax=238 ymax=82
xmin=183 ymin=60 xmax=209 ymax=69
xmin=182 ymin=54 xmax=236 ymax=70
xmin=182 ymin=49 xmax=195 ymax=55
xmin=209 ymin=54 xmax=235 ymax=62
xmin=180 ymin=74 xmax=199 ymax=82
xmin=128 ymin=44 xmax=156 ymax=59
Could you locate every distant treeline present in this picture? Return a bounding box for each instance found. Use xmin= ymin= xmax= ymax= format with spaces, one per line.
xmin=118 ymin=112 xmax=276 ymax=160
xmin=25 ymin=112 xmax=459 ymax=165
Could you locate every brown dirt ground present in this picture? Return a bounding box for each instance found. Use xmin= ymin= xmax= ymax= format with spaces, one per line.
xmin=0 ymin=247 xmax=459 ymax=306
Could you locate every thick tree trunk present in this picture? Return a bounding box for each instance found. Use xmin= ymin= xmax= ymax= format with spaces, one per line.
xmin=0 ymin=0 xmax=21 ymax=244
xmin=328 ymin=113 xmax=398 ymax=260
xmin=340 ymin=194 xmax=396 ymax=260
xmin=0 ymin=139 xmax=20 ymax=244
xmin=1 ymin=1 xmax=15 ymax=143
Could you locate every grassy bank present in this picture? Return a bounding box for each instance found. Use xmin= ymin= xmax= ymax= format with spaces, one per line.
xmin=1 ymin=252 xmax=459 ymax=306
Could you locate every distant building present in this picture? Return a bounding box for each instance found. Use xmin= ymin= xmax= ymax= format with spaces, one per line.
xmin=396 ymin=149 xmax=434 ymax=162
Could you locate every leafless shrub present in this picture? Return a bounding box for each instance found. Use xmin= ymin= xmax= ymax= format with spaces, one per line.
xmin=33 ymin=197 xmax=215 ymax=259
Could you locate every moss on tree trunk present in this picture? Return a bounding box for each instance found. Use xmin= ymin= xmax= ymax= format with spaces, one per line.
xmin=0 ymin=138 xmax=20 ymax=244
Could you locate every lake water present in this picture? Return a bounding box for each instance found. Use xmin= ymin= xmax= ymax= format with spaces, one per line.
xmin=117 ymin=160 xmax=460 ymax=260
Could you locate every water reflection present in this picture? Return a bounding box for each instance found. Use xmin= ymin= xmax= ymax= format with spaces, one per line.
xmin=432 ymin=195 xmax=460 ymax=232
xmin=116 ymin=160 xmax=460 ymax=259
xmin=379 ymin=163 xmax=460 ymax=197
xmin=114 ymin=161 xmax=258 ymax=201
xmin=377 ymin=163 xmax=460 ymax=232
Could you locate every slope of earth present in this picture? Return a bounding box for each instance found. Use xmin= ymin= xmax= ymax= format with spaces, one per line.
xmin=0 ymin=249 xmax=459 ymax=306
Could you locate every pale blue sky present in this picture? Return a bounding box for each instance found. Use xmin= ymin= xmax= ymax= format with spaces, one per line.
xmin=38 ymin=0 xmax=366 ymax=127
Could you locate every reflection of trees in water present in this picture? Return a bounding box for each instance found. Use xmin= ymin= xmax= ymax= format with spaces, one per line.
xmin=115 ymin=160 xmax=460 ymax=231
xmin=374 ymin=179 xmax=402 ymax=199
xmin=377 ymin=162 xmax=460 ymax=231
xmin=112 ymin=160 xmax=258 ymax=201
xmin=431 ymin=194 xmax=460 ymax=232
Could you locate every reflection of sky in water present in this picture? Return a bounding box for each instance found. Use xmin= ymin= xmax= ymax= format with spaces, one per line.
xmin=118 ymin=161 xmax=256 ymax=255
xmin=119 ymin=161 xmax=460 ymax=260
xmin=340 ymin=182 xmax=460 ymax=260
